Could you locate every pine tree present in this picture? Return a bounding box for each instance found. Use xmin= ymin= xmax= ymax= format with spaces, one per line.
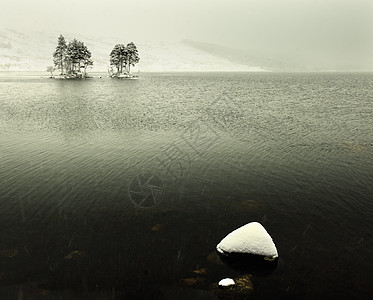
xmin=110 ymin=44 xmax=128 ymax=75
xmin=109 ymin=42 xmax=139 ymax=76
xmin=81 ymin=43 xmax=93 ymax=76
xmin=66 ymin=39 xmax=79 ymax=74
xmin=65 ymin=39 xmax=93 ymax=76
xmin=53 ymin=35 xmax=67 ymax=75
xmin=53 ymin=35 xmax=93 ymax=78
xmin=126 ymin=42 xmax=140 ymax=74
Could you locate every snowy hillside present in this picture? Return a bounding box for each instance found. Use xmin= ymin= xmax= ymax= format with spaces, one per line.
xmin=0 ymin=29 xmax=264 ymax=72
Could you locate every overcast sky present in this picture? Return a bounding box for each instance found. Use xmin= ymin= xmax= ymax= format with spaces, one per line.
xmin=2 ymin=0 xmax=372 ymax=54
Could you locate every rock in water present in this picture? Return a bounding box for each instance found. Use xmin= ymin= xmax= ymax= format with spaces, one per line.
xmin=211 ymin=275 xmax=253 ymax=297
xmin=216 ymin=222 xmax=278 ymax=260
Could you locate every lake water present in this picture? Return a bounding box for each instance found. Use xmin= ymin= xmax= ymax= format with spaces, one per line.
xmin=0 ymin=72 xmax=372 ymax=299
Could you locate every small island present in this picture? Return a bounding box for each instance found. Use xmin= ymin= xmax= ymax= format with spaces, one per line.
xmin=49 ymin=35 xmax=93 ymax=79
xmin=108 ymin=42 xmax=140 ymax=79
xmin=48 ymin=35 xmax=140 ymax=79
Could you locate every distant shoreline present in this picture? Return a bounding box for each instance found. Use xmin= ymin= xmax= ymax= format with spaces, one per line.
xmin=2 ymin=70 xmax=373 ymax=78
xmin=0 ymin=69 xmax=269 ymax=73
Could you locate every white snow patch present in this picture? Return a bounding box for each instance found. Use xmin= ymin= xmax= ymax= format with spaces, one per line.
xmin=216 ymin=222 xmax=278 ymax=258
xmin=218 ymin=278 xmax=235 ymax=287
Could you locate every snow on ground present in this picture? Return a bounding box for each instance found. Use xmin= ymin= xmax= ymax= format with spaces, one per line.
xmin=216 ymin=222 xmax=278 ymax=258
xmin=0 ymin=29 xmax=265 ymax=72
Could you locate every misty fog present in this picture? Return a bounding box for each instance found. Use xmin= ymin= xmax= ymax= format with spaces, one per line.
xmin=1 ymin=0 xmax=373 ymax=70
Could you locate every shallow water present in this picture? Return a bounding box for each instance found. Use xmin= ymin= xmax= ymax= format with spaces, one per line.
xmin=0 ymin=72 xmax=372 ymax=299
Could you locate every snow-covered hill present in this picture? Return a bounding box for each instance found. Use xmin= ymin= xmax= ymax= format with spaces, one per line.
xmin=0 ymin=29 xmax=264 ymax=72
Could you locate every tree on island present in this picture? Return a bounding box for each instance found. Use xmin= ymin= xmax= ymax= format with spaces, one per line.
xmin=110 ymin=44 xmax=128 ymax=74
xmin=53 ymin=35 xmax=67 ymax=75
xmin=80 ymin=44 xmax=94 ymax=76
xmin=46 ymin=66 xmax=54 ymax=77
xmin=65 ymin=39 xmax=93 ymax=76
xmin=52 ymin=35 xmax=93 ymax=78
xmin=126 ymin=42 xmax=140 ymax=74
xmin=109 ymin=42 xmax=139 ymax=77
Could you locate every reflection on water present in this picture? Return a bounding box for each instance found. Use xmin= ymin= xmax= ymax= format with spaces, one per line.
xmin=0 ymin=72 xmax=372 ymax=299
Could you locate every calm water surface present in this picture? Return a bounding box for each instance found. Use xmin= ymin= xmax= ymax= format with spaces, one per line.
xmin=0 ymin=72 xmax=372 ymax=299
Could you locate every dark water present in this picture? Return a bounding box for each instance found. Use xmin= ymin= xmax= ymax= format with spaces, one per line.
xmin=0 ymin=72 xmax=372 ymax=299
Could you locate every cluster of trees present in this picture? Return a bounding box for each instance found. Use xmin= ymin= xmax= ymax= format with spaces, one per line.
xmin=109 ymin=42 xmax=140 ymax=77
xmin=52 ymin=35 xmax=93 ymax=78
xmin=50 ymin=35 xmax=140 ymax=78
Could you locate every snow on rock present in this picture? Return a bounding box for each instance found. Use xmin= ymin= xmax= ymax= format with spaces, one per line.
xmin=216 ymin=222 xmax=278 ymax=259
xmin=218 ymin=278 xmax=235 ymax=287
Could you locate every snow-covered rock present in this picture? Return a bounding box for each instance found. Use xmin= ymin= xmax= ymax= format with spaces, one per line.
xmin=216 ymin=222 xmax=278 ymax=259
xmin=218 ymin=278 xmax=235 ymax=287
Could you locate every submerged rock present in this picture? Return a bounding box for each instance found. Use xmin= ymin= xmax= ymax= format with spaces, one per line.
xmin=207 ymin=251 xmax=224 ymax=265
xmin=216 ymin=222 xmax=278 ymax=260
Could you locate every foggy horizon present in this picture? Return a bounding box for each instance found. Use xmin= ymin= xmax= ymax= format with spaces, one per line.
xmin=1 ymin=0 xmax=373 ymax=71
xmin=2 ymin=0 xmax=372 ymax=49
